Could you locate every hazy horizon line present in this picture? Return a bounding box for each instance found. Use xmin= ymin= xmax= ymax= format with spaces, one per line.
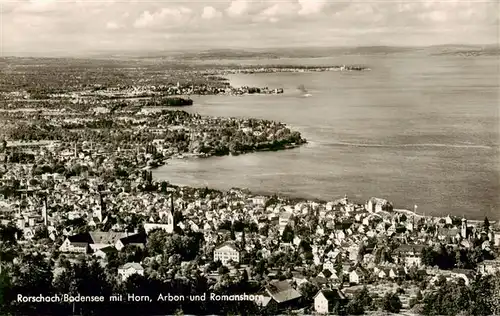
xmin=2 ymin=43 xmax=498 ymax=59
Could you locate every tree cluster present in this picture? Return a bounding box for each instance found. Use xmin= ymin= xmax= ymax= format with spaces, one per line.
xmin=421 ymin=244 xmax=489 ymax=270
xmin=421 ymin=273 xmax=500 ymax=316
xmin=0 ymin=252 xmax=262 ymax=316
xmin=147 ymin=97 xmax=193 ymax=107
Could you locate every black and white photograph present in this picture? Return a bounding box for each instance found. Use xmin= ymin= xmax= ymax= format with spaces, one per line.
xmin=0 ymin=0 xmax=499 ymax=315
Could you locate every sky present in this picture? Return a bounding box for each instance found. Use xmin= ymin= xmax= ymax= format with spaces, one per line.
xmin=1 ymin=0 xmax=499 ymax=55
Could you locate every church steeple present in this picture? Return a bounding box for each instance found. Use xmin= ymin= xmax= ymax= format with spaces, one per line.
xmin=42 ymin=195 xmax=48 ymax=226
xmin=461 ymin=217 xmax=468 ymax=239
xmin=170 ymin=194 xmax=174 ymax=214
xmin=100 ymin=192 xmax=106 ymax=213
xmin=166 ymin=194 xmax=176 ymax=233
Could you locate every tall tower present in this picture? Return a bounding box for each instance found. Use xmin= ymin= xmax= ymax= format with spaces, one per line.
xmin=461 ymin=218 xmax=468 ymax=239
xmin=100 ymin=192 xmax=106 ymax=213
xmin=170 ymin=194 xmax=174 ymax=214
xmin=166 ymin=194 xmax=175 ymax=233
xmin=42 ymin=196 xmax=48 ymax=226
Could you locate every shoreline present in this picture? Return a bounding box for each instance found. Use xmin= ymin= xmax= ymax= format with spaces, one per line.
xmin=153 ymin=159 xmax=496 ymax=222
xmin=155 ymin=176 xmax=497 ymax=222
xmin=146 ymin=141 xmax=304 ymax=168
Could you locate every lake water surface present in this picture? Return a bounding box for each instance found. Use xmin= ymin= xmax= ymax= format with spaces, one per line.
xmin=153 ymin=53 xmax=500 ymax=219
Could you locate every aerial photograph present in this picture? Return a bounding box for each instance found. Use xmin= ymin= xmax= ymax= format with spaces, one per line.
xmin=0 ymin=0 xmax=499 ymax=315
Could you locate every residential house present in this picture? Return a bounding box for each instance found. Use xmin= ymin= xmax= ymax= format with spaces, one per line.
xmin=47 ymin=226 xmax=57 ymax=241
xmin=88 ymin=231 xmax=128 ymax=251
xmin=59 ymin=232 xmax=92 ymax=253
xmin=444 ymin=215 xmax=453 ymax=225
xmin=389 ymin=267 xmax=401 ymax=279
xmin=324 ymin=260 xmax=336 ymax=273
xmin=251 ymin=196 xmax=266 ymax=206
xmin=349 ymin=267 xmax=368 ymax=285
xmin=478 ymin=259 xmax=500 ymax=275
xmin=93 ymin=246 xmax=118 ymax=259
xmin=263 ymin=280 xmax=302 ymax=311
xmin=115 ymin=233 xmax=147 ymax=251
xmin=375 ymin=267 xmax=389 ymax=279
xmin=395 ymin=244 xmax=425 ymax=267
xmin=314 ymin=288 xmax=347 ymax=314
xmin=436 ymin=228 xmax=460 ymax=242
xmin=118 ymin=262 xmax=144 ymax=281
xmin=405 ymin=255 xmax=422 ymax=268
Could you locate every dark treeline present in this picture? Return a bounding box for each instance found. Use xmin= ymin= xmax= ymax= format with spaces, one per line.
xmin=146 ymin=97 xmax=193 ymax=107
xmin=421 ymin=242 xmax=494 ymax=270
xmin=0 ymin=255 xmax=261 ymax=316
xmin=418 ymin=273 xmax=500 ymax=316
xmin=0 ymin=228 xmax=264 ymax=316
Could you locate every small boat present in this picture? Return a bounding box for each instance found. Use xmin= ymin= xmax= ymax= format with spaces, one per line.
xmin=298 ymin=84 xmax=311 ymax=97
xmin=297 ymin=84 xmax=307 ymax=93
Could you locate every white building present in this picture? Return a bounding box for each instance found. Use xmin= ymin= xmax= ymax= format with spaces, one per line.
xmin=478 ymin=260 xmax=500 ymax=275
xmin=405 ymin=255 xmax=422 ymax=268
xmin=59 ymin=233 xmax=91 ymax=253
xmin=314 ymin=289 xmax=346 ymax=314
xmin=118 ymin=262 xmax=144 ymax=281
xmin=366 ymin=197 xmax=390 ymax=213
xmin=279 ymin=211 xmax=292 ymax=235
xmin=493 ymin=233 xmax=500 ymax=247
xmin=213 ymin=242 xmax=240 ymax=266
xmin=144 ymin=222 xmax=173 ymax=234
xmin=323 ymin=260 xmax=335 ymax=273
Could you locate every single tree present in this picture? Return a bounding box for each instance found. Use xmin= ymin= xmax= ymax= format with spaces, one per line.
xmin=298 ymin=282 xmax=319 ymax=303
xmin=282 ymin=224 xmax=294 ymax=243
xmin=484 ymin=217 xmax=490 ymax=230
xmin=230 ymin=227 xmax=236 ymax=241
xmin=380 ymin=292 xmax=402 ymax=313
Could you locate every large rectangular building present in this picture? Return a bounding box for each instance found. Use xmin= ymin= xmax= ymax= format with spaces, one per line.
xmin=214 ymin=242 xmax=240 ymax=265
